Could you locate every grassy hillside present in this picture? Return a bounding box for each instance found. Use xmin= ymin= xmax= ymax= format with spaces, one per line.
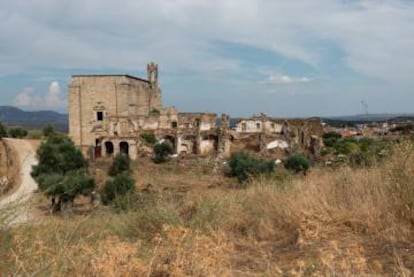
xmin=1 ymin=143 xmax=414 ymax=276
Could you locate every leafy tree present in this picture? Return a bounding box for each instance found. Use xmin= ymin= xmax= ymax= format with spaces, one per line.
xmin=228 ymin=152 xmax=275 ymax=183
xmin=108 ymin=153 xmax=130 ymax=176
xmin=0 ymin=122 xmax=7 ymax=138
xmin=284 ymin=153 xmax=311 ymax=175
xmin=153 ymin=142 xmax=173 ymax=163
xmin=8 ymin=128 xmax=28 ymax=138
xmin=38 ymin=171 xmax=95 ymax=208
xmin=31 ymin=134 xmax=93 ymax=212
xmin=102 ymin=172 xmax=135 ymax=206
xmin=32 ymin=136 xmax=86 ymax=177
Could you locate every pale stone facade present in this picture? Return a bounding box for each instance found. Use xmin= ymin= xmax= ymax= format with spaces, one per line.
xmin=68 ymin=63 xmax=224 ymax=159
xmin=68 ymin=63 xmax=323 ymax=160
xmin=231 ymin=114 xmax=324 ymax=156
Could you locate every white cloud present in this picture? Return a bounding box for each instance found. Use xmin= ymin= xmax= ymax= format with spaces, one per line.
xmin=268 ymin=75 xmax=313 ymax=84
xmin=15 ymin=87 xmax=36 ymax=106
xmin=0 ymin=0 xmax=412 ymax=84
xmin=44 ymin=81 xmax=63 ymax=107
xmin=15 ymin=81 xmax=65 ymax=109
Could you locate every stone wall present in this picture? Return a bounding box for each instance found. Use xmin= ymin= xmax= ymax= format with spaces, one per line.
xmin=68 ymin=73 xmax=161 ymax=157
xmin=68 ymin=63 xmax=323 ymax=161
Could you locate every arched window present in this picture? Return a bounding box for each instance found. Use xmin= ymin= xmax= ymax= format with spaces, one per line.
xmin=120 ymin=141 xmax=129 ymax=155
xmin=105 ymin=141 xmax=114 ymax=156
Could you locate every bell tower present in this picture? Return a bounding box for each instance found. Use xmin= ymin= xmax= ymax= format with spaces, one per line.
xmin=147 ymin=62 xmax=158 ymax=87
xmin=146 ymin=62 xmax=162 ymax=112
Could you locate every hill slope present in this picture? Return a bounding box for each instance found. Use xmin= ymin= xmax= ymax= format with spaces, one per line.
xmin=0 ymin=106 xmax=68 ymax=131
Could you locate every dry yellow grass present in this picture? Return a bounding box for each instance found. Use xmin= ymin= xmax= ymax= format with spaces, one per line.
xmin=1 ymin=142 xmax=414 ymax=276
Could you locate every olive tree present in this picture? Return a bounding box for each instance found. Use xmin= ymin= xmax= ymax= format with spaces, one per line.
xmin=31 ymin=133 xmax=94 ymax=213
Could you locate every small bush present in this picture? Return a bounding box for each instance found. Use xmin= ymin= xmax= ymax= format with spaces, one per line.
xmin=26 ymin=129 xmax=43 ymax=139
xmin=42 ymin=124 xmax=55 ymax=137
xmin=108 ymin=153 xmax=131 ymax=176
xmin=150 ymin=108 xmax=160 ymax=115
xmin=102 ymin=172 xmax=135 ymax=206
xmin=228 ymin=152 xmax=275 ymax=183
xmin=284 ymin=153 xmax=311 ymax=174
xmin=334 ymin=140 xmax=360 ymax=155
xmin=153 ymin=142 xmax=173 ymax=163
xmin=140 ymin=132 xmax=157 ymax=145
xmin=322 ymin=132 xmax=341 ymax=147
xmin=8 ymin=127 xmax=28 ymax=138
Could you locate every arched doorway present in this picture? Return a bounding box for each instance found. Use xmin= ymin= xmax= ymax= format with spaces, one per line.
xmin=105 ymin=141 xmax=114 ymax=156
xmin=120 ymin=141 xmax=129 ymax=155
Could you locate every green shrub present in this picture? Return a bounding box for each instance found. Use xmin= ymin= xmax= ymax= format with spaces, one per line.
xmin=153 ymin=142 xmax=173 ymax=163
xmin=8 ymin=127 xmax=28 ymax=138
xmin=0 ymin=122 xmax=7 ymax=138
xmin=102 ymin=172 xmax=135 ymax=206
xmin=108 ymin=153 xmax=131 ymax=176
xmin=140 ymin=132 xmax=157 ymax=145
xmin=322 ymin=132 xmax=341 ymax=147
xmin=42 ymin=124 xmax=55 ymax=137
xmin=228 ymin=152 xmax=275 ymax=183
xmin=26 ymin=129 xmax=43 ymax=139
xmin=284 ymin=153 xmax=311 ymax=174
xmin=334 ymin=140 xmax=360 ymax=155
xmin=150 ymin=108 xmax=160 ymax=115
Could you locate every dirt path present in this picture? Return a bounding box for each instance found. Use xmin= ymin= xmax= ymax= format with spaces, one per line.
xmin=0 ymin=139 xmax=38 ymax=225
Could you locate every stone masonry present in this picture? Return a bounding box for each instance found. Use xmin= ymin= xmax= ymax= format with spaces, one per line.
xmin=68 ymin=63 xmax=323 ymax=160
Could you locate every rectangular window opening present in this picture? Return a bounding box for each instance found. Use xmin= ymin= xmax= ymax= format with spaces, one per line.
xmin=97 ymin=111 xmax=104 ymax=121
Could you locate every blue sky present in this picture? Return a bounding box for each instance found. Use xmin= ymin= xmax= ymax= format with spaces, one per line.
xmin=0 ymin=0 xmax=413 ymax=117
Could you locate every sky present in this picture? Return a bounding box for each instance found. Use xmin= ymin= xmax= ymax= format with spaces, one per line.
xmin=0 ymin=0 xmax=413 ymax=117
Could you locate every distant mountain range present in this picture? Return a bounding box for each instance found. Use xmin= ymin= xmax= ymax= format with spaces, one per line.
xmin=0 ymin=106 xmax=68 ymax=131
xmin=322 ymin=113 xmax=414 ymax=127
xmin=0 ymin=106 xmax=413 ymax=132
xmin=323 ymin=113 xmax=414 ymax=122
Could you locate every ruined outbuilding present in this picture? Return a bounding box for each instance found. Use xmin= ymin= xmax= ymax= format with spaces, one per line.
xmin=230 ymin=114 xmax=323 ymax=157
xmin=68 ymin=63 xmax=323 ymax=160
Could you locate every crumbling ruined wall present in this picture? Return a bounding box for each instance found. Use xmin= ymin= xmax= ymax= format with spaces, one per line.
xmin=68 ymin=63 xmax=322 ymax=161
xmin=231 ymin=115 xmax=324 ymax=157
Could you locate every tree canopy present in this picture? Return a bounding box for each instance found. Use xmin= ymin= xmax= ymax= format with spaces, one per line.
xmin=31 ymin=133 xmax=94 ymax=212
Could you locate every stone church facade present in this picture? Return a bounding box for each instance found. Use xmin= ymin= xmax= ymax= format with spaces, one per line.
xmin=68 ymin=63 xmax=323 ymax=160
xmin=68 ymin=63 xmax=230 ymax=160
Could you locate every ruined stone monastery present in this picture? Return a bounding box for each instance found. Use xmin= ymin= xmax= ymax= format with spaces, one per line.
xmin=68 ymin=63 xmax=323 ymax=160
